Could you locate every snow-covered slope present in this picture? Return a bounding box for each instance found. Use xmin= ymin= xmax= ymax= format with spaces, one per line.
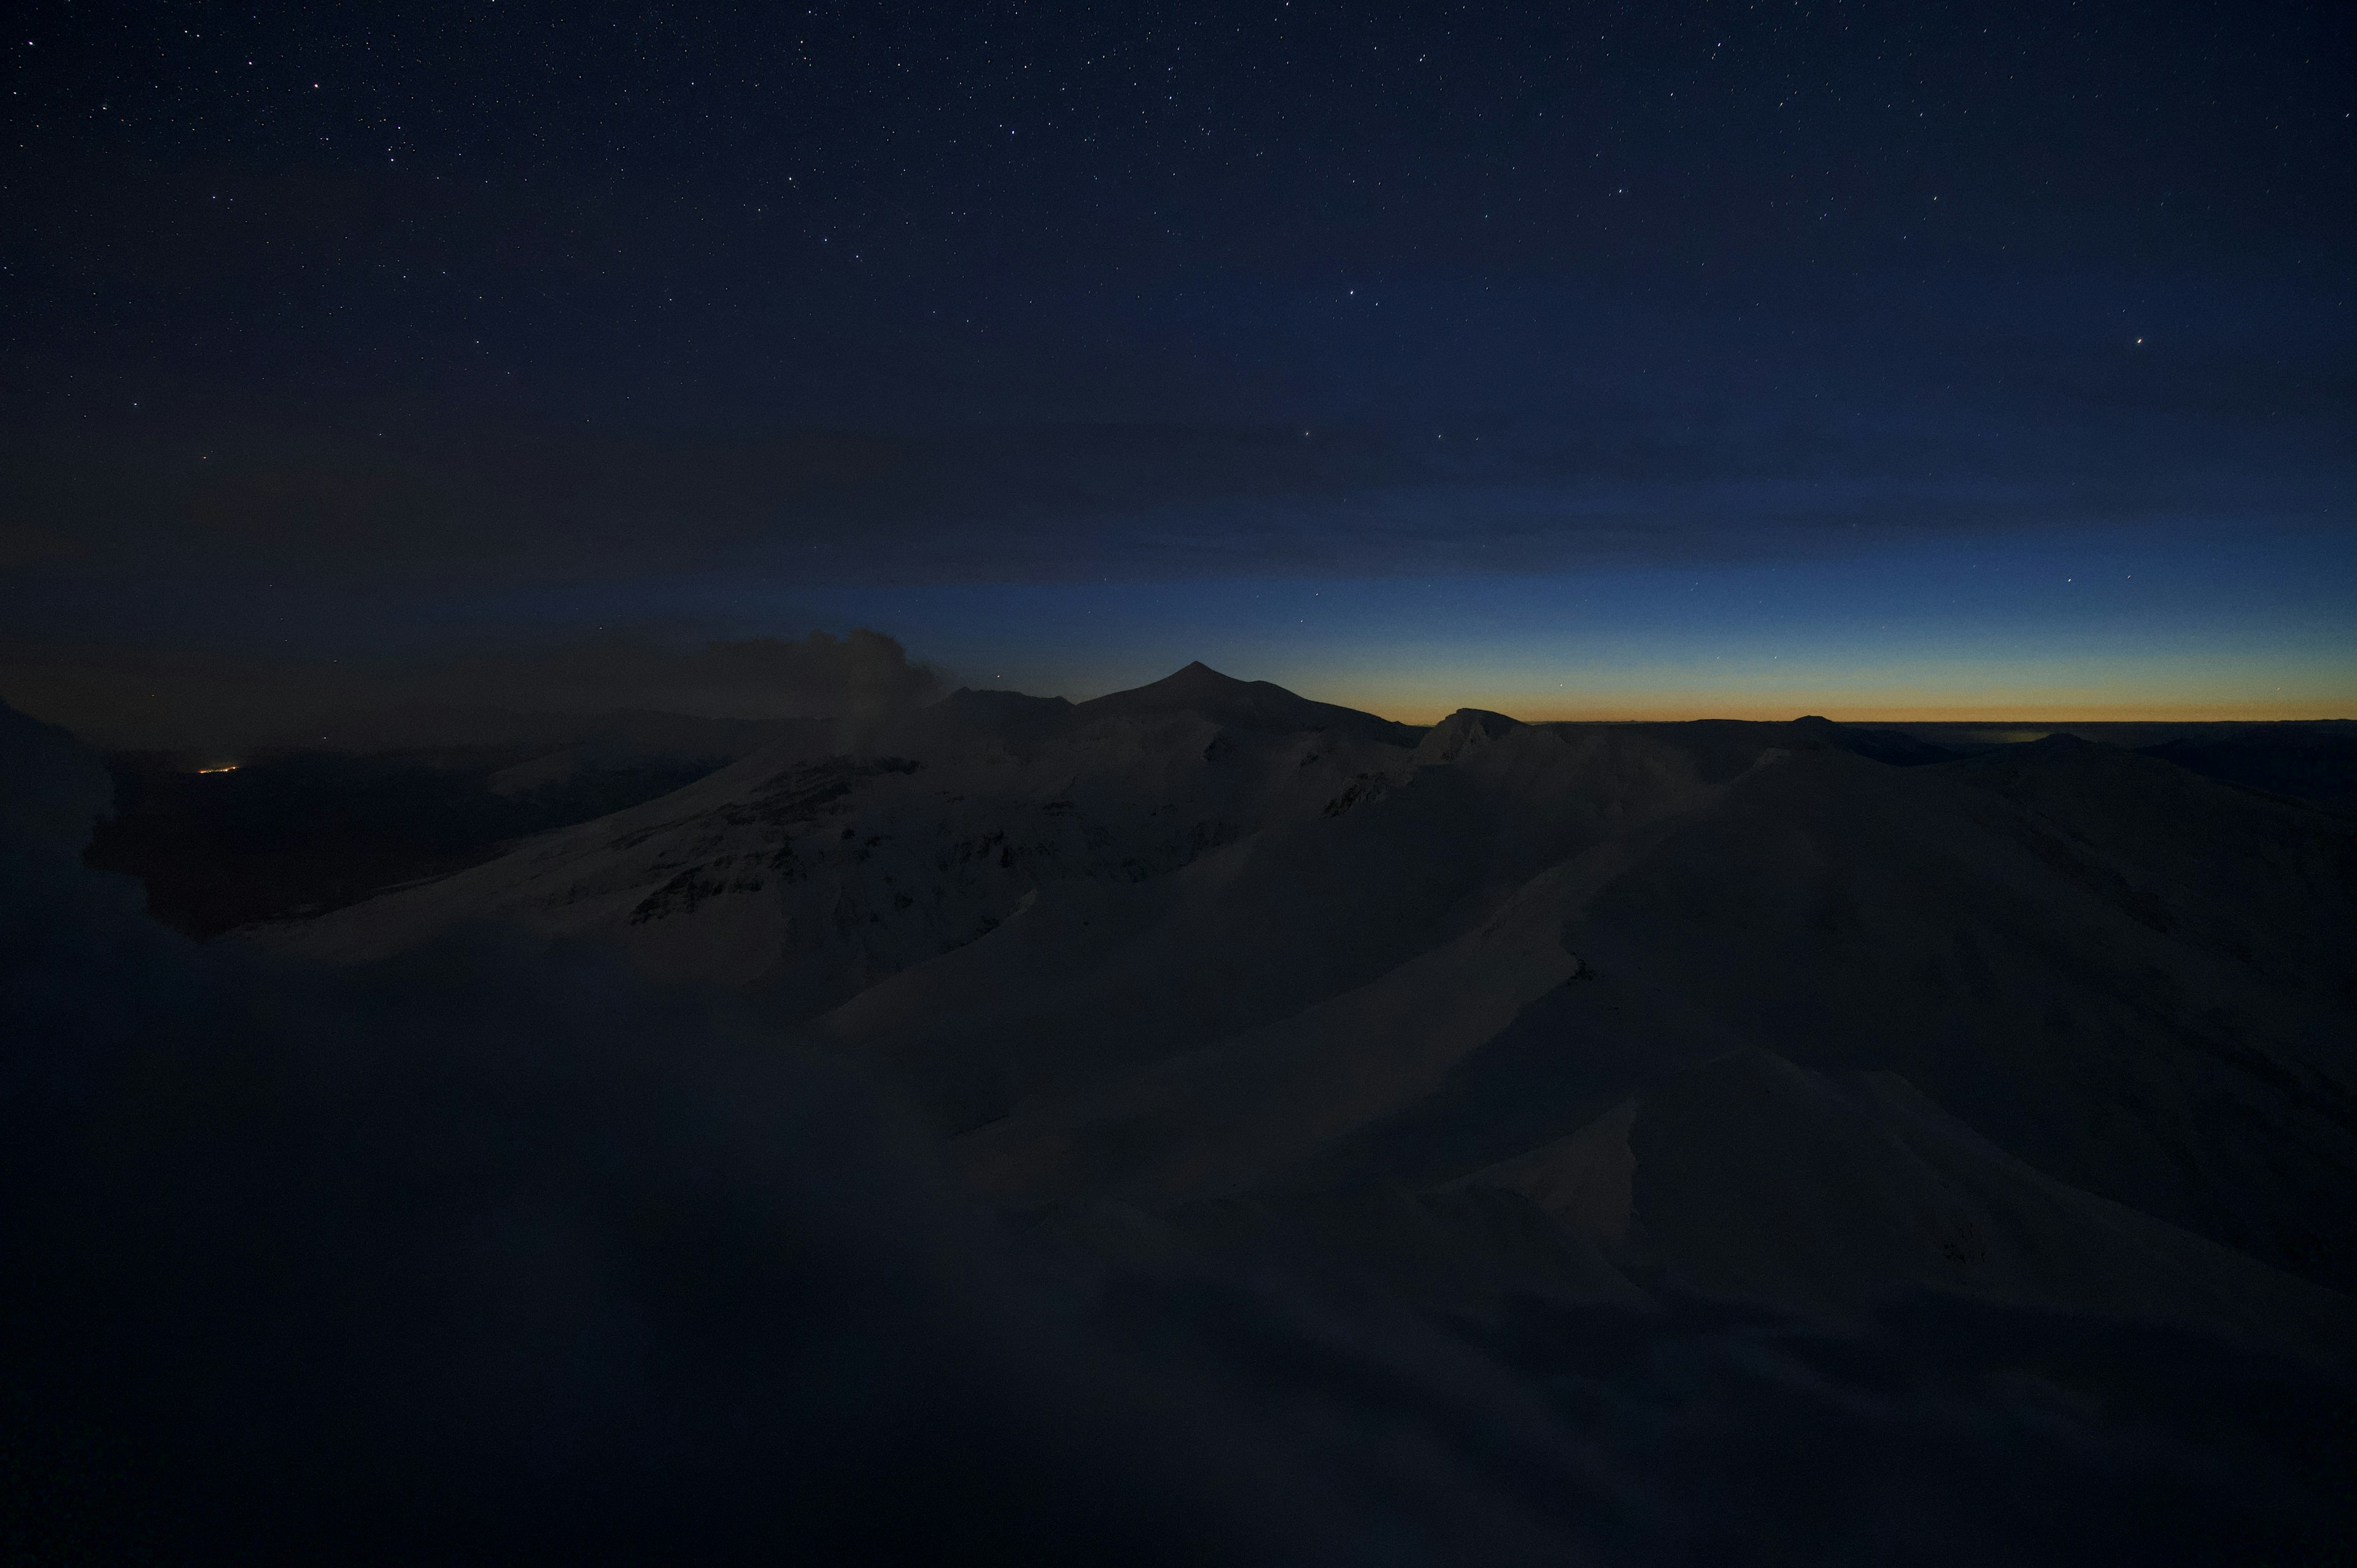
xmin=248 ymin=664 xmax=2357 ymax=1358
xmin=247 ymin=664 xmax=1425 ymax=1009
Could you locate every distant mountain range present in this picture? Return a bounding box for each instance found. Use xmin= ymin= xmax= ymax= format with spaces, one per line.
xmin=242 ymin=663 xmax=2357 ymax=1364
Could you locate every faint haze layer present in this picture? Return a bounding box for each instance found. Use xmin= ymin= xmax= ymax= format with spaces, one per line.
xmin=0 ymin=628 xmax=945 ymax=752
xmin=2 ymin=0 xmax=2351 ymax=723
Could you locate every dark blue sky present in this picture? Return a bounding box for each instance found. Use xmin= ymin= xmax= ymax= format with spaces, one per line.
xmin=4 ymin=0 xmax=2350 ymax=729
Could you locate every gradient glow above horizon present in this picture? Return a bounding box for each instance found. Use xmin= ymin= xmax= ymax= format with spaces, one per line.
xmin=671 ymin=518 xmax=2355 ymax=722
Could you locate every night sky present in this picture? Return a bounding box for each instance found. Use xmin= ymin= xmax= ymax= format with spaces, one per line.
xmin=5 ymin=0 xmax=2351 ymax=738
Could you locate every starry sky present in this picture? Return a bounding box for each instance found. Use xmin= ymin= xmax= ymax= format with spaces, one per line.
xmin=4 ymin=0 xmax=2351 ymax=736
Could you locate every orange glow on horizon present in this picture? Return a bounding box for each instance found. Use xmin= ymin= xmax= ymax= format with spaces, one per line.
xmin=1331 ymin=695 xmax=2356 ymax=727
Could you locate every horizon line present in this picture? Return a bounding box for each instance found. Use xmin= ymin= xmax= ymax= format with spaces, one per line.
xmin=1382 ymin=706 xmax=2357 ymax=726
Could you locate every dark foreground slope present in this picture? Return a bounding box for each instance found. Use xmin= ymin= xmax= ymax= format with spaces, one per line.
xmin=14 ymin=682 xmax=2356 ymax=1564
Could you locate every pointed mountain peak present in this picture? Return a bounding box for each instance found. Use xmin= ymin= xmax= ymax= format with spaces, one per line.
xmin=1144 ymin=660 xmax=1247 ymax=693
xmin=1077 ymin=662 xmax=1418 ymax=746
xmin=1083 ymin=661 xmax=1295 ymax=717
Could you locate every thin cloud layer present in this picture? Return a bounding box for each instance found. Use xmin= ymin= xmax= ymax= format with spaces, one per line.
xmin=6 ymin=266 xmax=2347 ymax=598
